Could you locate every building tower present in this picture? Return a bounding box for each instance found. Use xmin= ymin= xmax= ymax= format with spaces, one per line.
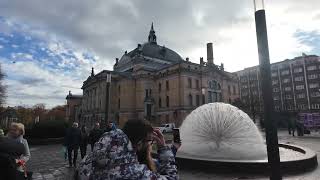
xmin=148 ymin=23 xmax=157 ymax=44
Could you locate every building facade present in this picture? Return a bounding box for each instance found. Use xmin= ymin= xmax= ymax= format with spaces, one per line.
xmin=236 ymin=54 xmax=320 ymax=114
xmin=65 ymin=91 xmax=82 ymax=123
xmin=77 ymin=24 xmax=239 ymax=128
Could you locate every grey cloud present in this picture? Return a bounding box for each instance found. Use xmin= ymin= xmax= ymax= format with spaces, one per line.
xmin=0 ymin=0 xmax=252 ymax=64
xmin=17 ymin=77 xmax=44 ymax=85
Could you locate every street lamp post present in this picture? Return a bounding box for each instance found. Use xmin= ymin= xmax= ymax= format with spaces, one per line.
xmin=201 ymin=88 xmax=206 ymax=104
xmin=105 ymin=72 xmax=111 ymax=129
xmin=254 ymin=0 xmax=282 ymax=179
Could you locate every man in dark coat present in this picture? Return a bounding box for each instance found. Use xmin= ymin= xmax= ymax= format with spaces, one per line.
xmin=65 ymin=122 xmax=81 ymax=167
xmin=89 ymin=122 xmax=104 ymax=151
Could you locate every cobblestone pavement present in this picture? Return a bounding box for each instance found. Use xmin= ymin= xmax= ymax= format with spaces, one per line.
xmin=27 ymin=130 xmax=320 ymax=180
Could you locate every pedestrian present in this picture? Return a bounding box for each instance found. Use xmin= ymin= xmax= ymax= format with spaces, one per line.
xmin=0 ymin=131 xmax=25 ymax=180
xmin=7 ymin=123 xmax=31 ymax=170
xmin=80 ymin=125 xmax=88 ymax=159
xmin=78 ymin=119 xmax=178 ymax=180
xmin=89 ymin=122 xmax=104 ymax=151
xmin=65 ymin=122 xmax=81 ymax=167
xmin=291 ymin=116 xmax=296 ymax=137
xmin=7 ymin=122 xmax=32 ymax=179
xmin=0 ymin=128 xmax=4 ymax=137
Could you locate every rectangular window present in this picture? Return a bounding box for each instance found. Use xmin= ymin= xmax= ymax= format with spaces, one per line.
xmin=188 ymin=78 xmax=192 ymax=88
xmin=159 ymin=83 xmax=161 ymax=92
xmin=208 ymin=91 xmax=212 ymax=103
xmin=296 ymin=85 xmax=305 ymax=90
xmin=159 ymin=98 xmax=162 ymax=108
xmin=166 ymin=96 xmax=169 ymax=107
xmin=196 ymin=95 xmax=200 ymax=106
xmin=311 ymin=92 xmax=320 ymax=97
xmin=272 ymin=80 xmax=278 ymax=85
xmin=308 ymin=74 xmax=318 ymax=79
xmin=307 ymin=65 xmax=317 ymax=71
xmin=196 ymin=80 xmax=200 ymax=89
xmin=271 ymin=72 xmax=278 ymax=77
xmin=309 ymin=83 xmax=319 ymax=88
xmin=294 ymin=76 xmax=304 ymax=82
xmin=282 ymin=78 xmax=290 ymax=83
xmin=166 ymin=80 xmax=169 ymax=90
xmin=145 ymin=89 xmax=148 ymax=98
xmin=293 ymin=67 xmax=303 ymax=73
xmin=188 ymin=94 xmax=193 ymax=106
xmin=281 ymin=70 xmax=290 ymax=75
xmin=273 ymin=88 xmax=279 ymax=92
xmin=297 ymin=93 xmax=305 ymax=99
xmin=285 ymin=94 xmax=292 ymax=99
xmin=298 ymin=104 xmax=307 ymax=110
xmin=273 ymin=96 xmax=279 ymax=100
xmin=233 ymin=86 xmax=236 ymax=95
xmin=228 ymin=85 xmax=231 ymax=94
xmin=284 ymin=87 xmax=291 ymax=91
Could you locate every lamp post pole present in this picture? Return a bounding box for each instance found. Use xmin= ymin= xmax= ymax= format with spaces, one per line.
xmin=254 ymin=0 xmax=282 ymax=179
xmin=201 ymin=88 xmax=206 ymax=104
xmin=105 ymin=73 xmax=111 ymax=129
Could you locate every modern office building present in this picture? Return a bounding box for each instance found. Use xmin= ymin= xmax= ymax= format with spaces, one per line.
xmin=236 ymin=54 xmax=320 ymax=114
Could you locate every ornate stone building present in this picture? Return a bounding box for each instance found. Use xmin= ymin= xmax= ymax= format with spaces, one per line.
xmin=78 ymin=24 xmax=239 ymax=128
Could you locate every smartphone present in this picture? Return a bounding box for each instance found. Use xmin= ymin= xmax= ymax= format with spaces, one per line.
xmin=173 ymin=128 xmax=181 ymax=143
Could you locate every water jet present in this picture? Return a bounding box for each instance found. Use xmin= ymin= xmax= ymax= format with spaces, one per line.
xmin=176 ymin=103 xmax=317 ymax=174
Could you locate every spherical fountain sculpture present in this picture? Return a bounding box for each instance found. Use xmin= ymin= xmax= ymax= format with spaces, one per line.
xmin=176 ymin=103 xmax=318 ymax=174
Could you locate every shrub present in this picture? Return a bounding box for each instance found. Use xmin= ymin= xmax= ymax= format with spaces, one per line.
xmin=25 ymin=120 xmax=69 ymax=139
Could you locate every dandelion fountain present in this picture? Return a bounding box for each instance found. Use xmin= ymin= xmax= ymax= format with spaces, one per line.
xmin=175 ymin=103 xmax=318 ymax=174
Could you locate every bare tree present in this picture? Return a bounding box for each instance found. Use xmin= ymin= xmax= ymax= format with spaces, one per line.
xmin=0 ymin=63 xmax=6 ymax=106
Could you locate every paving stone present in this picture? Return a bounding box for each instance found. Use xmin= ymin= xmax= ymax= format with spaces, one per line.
xmin=27 ymin=131 xmax=320 ymax=179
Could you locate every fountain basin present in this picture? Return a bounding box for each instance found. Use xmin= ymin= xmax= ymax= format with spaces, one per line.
xmin=175 ymin=143 xmax=318 ymax=174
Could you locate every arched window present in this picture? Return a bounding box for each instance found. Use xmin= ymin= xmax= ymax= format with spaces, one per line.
xmin=166 ymin=96 xmax=169 ymax=107
xmin=188 ymin=94 xmax=193 ymax=106
xmin=213 ymin=81 xmax=217 ymax=90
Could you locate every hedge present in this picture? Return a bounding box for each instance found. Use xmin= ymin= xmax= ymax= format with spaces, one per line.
xmin=25 ymin=120 xmax=69 ymax=139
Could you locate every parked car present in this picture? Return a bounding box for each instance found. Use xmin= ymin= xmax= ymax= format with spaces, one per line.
xmin=158 ymin=123 xmax=175 ymax=133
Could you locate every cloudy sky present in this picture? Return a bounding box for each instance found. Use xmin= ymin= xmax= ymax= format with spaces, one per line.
xmin=0 ymin=0 xmax=319 ymax=108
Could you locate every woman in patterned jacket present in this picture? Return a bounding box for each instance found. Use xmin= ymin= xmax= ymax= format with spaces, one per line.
xmin=78 ymin=119 xmax=178 ymax=180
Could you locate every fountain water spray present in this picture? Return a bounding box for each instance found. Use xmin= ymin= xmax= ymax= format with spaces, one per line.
xmin=179 ymin=103 xmax=267 ymax=160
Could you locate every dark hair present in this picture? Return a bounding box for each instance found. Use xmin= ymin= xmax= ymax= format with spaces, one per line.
xmin=122 ymin=119 xmax=153 ymax=145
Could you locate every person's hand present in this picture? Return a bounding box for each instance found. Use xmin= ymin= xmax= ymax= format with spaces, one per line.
xmin=153 ymin=128 xmax=166 ymax=148
xmin=173 ymin=142 xmax=181 ymax=150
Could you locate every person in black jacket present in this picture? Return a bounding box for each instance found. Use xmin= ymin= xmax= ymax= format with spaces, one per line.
xmin=0 ymin=132 xmax=25 ymax=180
xmin=65 ymin=122 xmax=81 ymax=167
xmin=89 ymin=122 xmax=104 ymax=151
xmin=79 ymin=125 xmax=88 ymax=159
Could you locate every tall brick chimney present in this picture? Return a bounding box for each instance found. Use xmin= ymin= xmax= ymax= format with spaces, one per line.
xmin=207 ymin=42 xmax=214 ymax=65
